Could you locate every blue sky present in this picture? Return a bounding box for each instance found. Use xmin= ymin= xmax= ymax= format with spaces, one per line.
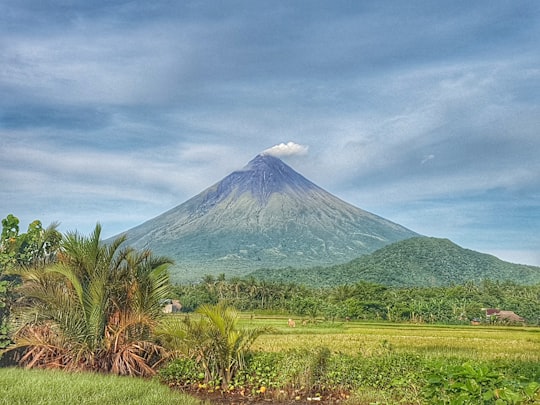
xmin=1 ymin=1 xmax=539 ymax=266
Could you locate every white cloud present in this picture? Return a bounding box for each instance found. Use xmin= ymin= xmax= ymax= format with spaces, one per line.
xmin=262 ymin=142 xmax=309 ymax=157
xmin=421 ymin=154 xmax=435 ymax=165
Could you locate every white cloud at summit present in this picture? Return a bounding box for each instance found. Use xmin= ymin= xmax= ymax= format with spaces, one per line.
xmin=1 ymin=1 xmax=539 ymax=266
xmin=262 ymin=142 xmax=309 ymax=157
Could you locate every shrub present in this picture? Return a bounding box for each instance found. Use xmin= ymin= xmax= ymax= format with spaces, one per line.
xmin=156 ymin=303 xmax=272 ymax=390
xmin=424 ymin=361 xmax=540 ymax=404
xmin=157 ymin=348 xmax=540 ymax=403
xmin=6 ymin=225 xmax=172 ymax=377
xmin=237 ymin=351 xmax=283 ymax=389
xmin=158 ymin=357 xmax=204 ymax=387
xmin=158 ymin=347 xmax=426 ymax=401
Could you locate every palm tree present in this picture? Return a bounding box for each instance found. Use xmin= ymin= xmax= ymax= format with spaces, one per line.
xmin=157 ymin=302 xmax=272 ymax=390
xmin=7 ymin=224 xmax=172 ymax=376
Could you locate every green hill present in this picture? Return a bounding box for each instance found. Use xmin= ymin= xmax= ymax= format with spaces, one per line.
xmin=248 ymin=237 xmax=540 ymax=287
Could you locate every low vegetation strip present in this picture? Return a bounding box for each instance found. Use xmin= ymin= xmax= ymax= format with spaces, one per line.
xmin=0 ymin=367 xmax=204 ymax=405
xmin=159 ymin=348 xmax=540 ymax=404
xmin=157 ymin=316 xmax=540 ymax=404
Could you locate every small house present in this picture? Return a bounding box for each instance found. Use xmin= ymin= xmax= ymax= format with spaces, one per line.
xmin=483 ymin=308 xmax=525 ymax=324
xmin=162 ymin=299 xmax=182 ymax=313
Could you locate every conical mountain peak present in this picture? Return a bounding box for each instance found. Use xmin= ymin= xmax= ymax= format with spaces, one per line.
xmin=117 ymin=155 xmax=419 ymax=282
xmin=222 ymin=154 xmax=318 ymax=204
xmin=245 ymin=153 xmax=292 ymax=170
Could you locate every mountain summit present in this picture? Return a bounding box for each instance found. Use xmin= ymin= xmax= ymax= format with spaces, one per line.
xmin=118 ymin=154 xmax=418 ymax=281
xmin=217 ymin=154 xmax=320 ymax=203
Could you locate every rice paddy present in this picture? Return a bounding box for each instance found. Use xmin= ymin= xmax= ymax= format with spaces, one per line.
xmin=242 ymin=316 xmax=540 ymax=363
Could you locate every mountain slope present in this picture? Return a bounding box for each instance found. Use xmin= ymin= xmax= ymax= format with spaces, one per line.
xmin=116 ymin=154 xmax=418 ymax=281
xmin=248 ymin=237 xmax=540 ymax=287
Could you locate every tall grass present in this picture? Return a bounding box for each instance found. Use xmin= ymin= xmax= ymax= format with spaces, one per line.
xmin=0 ymin=367 xmax=205 ymax=405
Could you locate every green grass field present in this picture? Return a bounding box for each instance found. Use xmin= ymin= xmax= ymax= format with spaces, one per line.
xmin=249 ymin=316 xmax=540 ymax=403
xmin=240 ymin=315 xmax=540 ymax=363
xmin=0 ymin=367 xmax=205 ymax=405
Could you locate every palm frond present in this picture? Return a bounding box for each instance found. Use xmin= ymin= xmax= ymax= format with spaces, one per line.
xmin=9 ymin=224 xmax=172 ymax=376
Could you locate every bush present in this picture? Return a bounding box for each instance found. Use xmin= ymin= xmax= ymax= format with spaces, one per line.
xmin=424 ymin=361 xmax=540 ymax=404
xmin=237 ymin=351 xmax=283 ymax=390
xmin=158 ymin=357 xmax=205 ymax=387
xmin=158 ymin=348 xmax=426 ymax=401
xmin=0 ymin=280 xmax=10 ymax=349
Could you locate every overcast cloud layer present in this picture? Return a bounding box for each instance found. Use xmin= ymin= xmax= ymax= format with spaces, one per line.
xmin=1 ymin=1 xmax=539 ymax=266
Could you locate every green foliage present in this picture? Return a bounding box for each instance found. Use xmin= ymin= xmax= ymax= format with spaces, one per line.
xmin=156 ymin=303 xmax=272 ymax=389
xmin=0 ymin=281 xmax=9 ymax=349
xmin=0 ymin=214 xmax=63 ymax=351
xmin=244 ymin=347 xmax=332 ymax=391
xmin=491 ymin=359 xmax=540 ymax=384
xmin=172 ymin=274 xmax=539 ymax=324
xmin=159 ymin=348 xmax=425 ymax=402
xmin=158 ymin=357 xmax=204 ymax=387
xmin=249 ymin=237 xmax=540 ymax=288
xmin=158 ymin=350 xmax=540 ymax=403
xmin=7 ymin=224 xmax=173 ymax=376
xmin=0 ymin=214 xmax=61 ymax=271
xmin=0 ymin=214 xmax=19 ymax=270
xmin=238 ymin=351 xmax=282 ymax=389
xmin=157 ymin=321 xmax=540 ymax=403
xmin=424 ymin=361 xmax=540 ymax=404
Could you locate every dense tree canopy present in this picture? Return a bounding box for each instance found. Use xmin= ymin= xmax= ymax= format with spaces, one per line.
xmin=0 ymin=214 xmax=61 ymax=271
xmin=249 ymin=237 xmax=540 ymax=287
xmin=0 ymin=215 xmax=62 ymax=349
xmin=172 ymin=276 xmax=540 ymax=325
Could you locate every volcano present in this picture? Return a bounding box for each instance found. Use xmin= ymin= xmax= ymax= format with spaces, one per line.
xmin=117 ymin=154 xmax=418 ymax=281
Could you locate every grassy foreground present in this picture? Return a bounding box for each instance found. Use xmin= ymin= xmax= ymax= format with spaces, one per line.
xmin=3 ymin=318 xmax=539 ymax=405
xmin=0 ymin=367 xmax=204 ymax=405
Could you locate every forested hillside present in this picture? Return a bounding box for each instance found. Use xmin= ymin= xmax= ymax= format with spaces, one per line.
xmin=248 ymin=237 xmax=540 ymax=287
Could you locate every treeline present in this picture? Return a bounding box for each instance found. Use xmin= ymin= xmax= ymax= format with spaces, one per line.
xmin=172 ymin=274 xmax=540 ymax=324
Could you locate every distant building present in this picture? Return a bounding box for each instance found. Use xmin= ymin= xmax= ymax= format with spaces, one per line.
xmin=162 ymin=299 xmax=182 ymax=313
xmin=483 ymin=308 xmax=525 ymax=324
